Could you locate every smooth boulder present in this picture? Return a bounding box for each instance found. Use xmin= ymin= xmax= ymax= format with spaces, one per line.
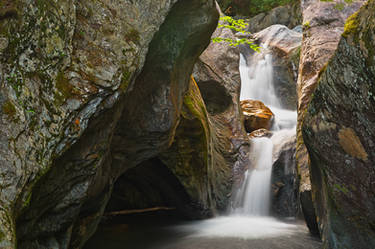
xmin=241 ymin=100 xmax=274 ymax=133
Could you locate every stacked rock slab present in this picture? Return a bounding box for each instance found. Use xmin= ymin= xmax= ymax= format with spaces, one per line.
xmin=303 ymin=0 xmax=375 ymax=248
xmin=192 ymin=16 xmax=251 ymax=200
xmin=296 ymin=0 xmax=364 ymax=235
xmin=0 ymin=0 xmax=219 ymax=248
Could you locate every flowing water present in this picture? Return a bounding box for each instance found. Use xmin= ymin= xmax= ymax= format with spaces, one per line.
xmin=85 ymin=49 xmax=321 ymax=249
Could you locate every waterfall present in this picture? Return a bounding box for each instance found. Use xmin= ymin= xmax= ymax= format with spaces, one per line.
xmin=231 ymin=51 xmax=297 ymax=217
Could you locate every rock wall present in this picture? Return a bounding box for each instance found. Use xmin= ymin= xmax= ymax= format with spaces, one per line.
xmin=302 ymin=0 xmax=375 ymax=248
xmin=0 ymin=0 xmax=219 ymax=248
xmin=246 ymin=2 xmax=302 ymax=33
xmin=296 ymin=0 xmax=364 ymax=235
xmin=271 ymin=133 xmax=298 ymax=217
xmin=192 ymin=18 xmax=251 ymax=208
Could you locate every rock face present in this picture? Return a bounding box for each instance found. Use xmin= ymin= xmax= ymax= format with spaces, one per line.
xmin=296 ymin=0 xmax=364 ymax=235
xmin=192 ymin=16 xmax=251 ymax=201
xmin=0 ymin=0 xmax=219 ymax=248
xmin=249 ymin=128 xmax=272 ymax=138
xmin=216 ymin=0 xmax=301 ymax=24
xmin=302 ymin=0 xmax=375 ymax=248
xmin=246 ymin=2 xmax=302 ymax=33
xmin=240 ymin=24 xmax=301 ymax=110
xmin=271 ymin=131 xmax=298 ymax=217
xmin=241 ymin=100 xmax=274 ymax=133
xmin=216 ymin=0 xmax=252 ymax=16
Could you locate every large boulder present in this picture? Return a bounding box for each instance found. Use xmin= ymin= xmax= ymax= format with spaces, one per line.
xmin=302 ymin=0 xmax=375 ymax=248
xmin=0 ymin=0 xmax=219 ymax=248
xmin=241 ymin=100 xmax=274 ymax=133
xmin=246 ymin=2 xmax=302 ymax=33
xmin=216 ymin=0 xmax=301 ymax=22
xmin=271 ymin=130 xmax=298 ymax=217
xmin=295 ymin=0 xmax=364 ymax=235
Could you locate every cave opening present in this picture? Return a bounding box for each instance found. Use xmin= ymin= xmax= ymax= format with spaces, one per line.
xmin=104 ymin=157 xmax=194 ymax=219
xmin=83 ymin=157 xmax=199 ymax=249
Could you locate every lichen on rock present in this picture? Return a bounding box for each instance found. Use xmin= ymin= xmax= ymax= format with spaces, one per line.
xmin=302 ymin=0 xmax=375 ymax=247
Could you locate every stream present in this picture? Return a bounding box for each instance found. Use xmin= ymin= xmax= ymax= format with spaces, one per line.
xmin=84 ymin=212 xmax=321 ymax=249
xmin=85 ymin=48 xmax=322 ymax=249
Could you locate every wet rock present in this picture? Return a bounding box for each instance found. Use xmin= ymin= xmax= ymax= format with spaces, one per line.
xmin=300 ymin=190 xmax=320 ymax=237
xmin=249 ymin=128 xmax=273 ymax=138
xmin=0 ymin=0 xmax=219 ymax=248
xmin=296 ymin=0 xmax=364 ymax=236
xmin=241 ymin=100 xmax=274 ymax=133
xmin=302 ymin=0 xmax=375 ymax=247
xmin=240 ymin=24 xmax=302 ymax=110
xmin=271 ymin=131 xmax=298 ymax=217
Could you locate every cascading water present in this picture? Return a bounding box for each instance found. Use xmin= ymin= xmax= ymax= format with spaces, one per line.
xmin=86 ymin=46 xmax=322 ymax=249
xmin=232 ymin=137 xmax=274 ymax=216
xmin=232 ymin=51 xmax=297 ymax=217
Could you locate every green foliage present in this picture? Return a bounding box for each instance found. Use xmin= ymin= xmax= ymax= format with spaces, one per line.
xmin=212 ymin=16 xmax=260 ymax=52
xmin=303 ymin=21 xmax=311 ymax=29
xmin=217 ymin=16 xmax=248 ymax=33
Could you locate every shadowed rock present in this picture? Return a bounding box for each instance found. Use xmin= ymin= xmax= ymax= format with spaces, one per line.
xmin=296 ymin=0 xmax=365 ymax=236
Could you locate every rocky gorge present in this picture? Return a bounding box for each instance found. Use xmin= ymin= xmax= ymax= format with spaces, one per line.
xmin=0 ymin=0 xmax=374 ymax=249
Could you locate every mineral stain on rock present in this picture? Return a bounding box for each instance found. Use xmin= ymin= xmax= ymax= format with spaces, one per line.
xmin=337 ymin=127 xmax=368 ymax=161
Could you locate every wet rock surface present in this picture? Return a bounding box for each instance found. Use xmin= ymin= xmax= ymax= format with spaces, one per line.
xmin=302 ymin=0 xmax=375 ymax=248
xmin=271 ymin=132 xmax=298 ymax=217
xmin=240 ymin=24 xmax=301 ymax=110
xmin=241 ymin=100 xmax=274 ymax=133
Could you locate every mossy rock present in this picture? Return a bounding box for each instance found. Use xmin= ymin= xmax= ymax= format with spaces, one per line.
xmin=2 ymin=100 xmax=16 ymax=120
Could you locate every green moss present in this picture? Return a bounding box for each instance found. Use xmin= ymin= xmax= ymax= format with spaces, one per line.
xmin=125 ymin=29 xmax=140 ymax=43
xmin=2 ymin=100 xmax=16 ymax=119
xmin=0 ymin=229 xmax=5 ymax=241
xmin=334 ymin=3 xmax=345 ymax=11
xmin=0 ymin=0 xmax=19 ymax=19
xmin=119 ymin=71 xmax=131 ymax=92
xmin=342 ymin=11 xmax=359 ymax=38
xmin=24 ymin=192 xmax=32 ymax=207
xmin=333 ymin=184 xmax=349 ymax=194
xmin=54 ymin=71 xmax=73 ymax=105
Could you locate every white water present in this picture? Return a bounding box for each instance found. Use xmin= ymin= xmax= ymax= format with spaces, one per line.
xmin=232 ymin=137 xmax=273 ymax=216
xmin=173 ymin=48 xmax=300 ymax=241
xmin=86 ymin=49 xmax=320 ymax=249
xmin=231 ymin=52 xmax=297 ymax=218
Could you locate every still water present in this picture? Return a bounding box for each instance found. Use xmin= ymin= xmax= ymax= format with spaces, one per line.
xmin=84 ymin=212 xmax=321 ymax=249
